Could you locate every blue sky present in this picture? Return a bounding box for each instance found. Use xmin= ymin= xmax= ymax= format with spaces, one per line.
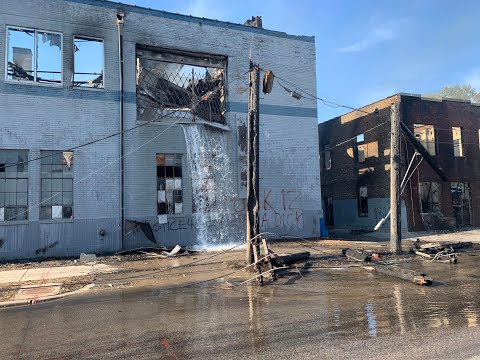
xmin=124 ymin=0 xmax=480 ymax=122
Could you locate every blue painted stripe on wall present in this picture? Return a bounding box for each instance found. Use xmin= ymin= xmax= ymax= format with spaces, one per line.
xmin=0 ymin=82 xmax=120 ymax=102
xmin=229 ymin=101 xmax=317 ymax=118
xmin=65 ymin=0 xmax=315 ymax=43
xmin=0 ymin=83 xmax=316 ymax=118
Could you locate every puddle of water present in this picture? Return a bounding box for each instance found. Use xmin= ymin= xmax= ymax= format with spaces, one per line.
xmin=3 ymin=250 xmax=480 ymax=359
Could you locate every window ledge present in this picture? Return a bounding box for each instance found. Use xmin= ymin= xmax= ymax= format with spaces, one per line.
xmin=4 ymin=79 xmax=63 ymax=88
xmin=71 ymin=86 xmax=105 ymax=91
xmin=0 ymin=220 xmax=29 ymax=226
xmin=39 ymin=219 xmax=74 ymax=224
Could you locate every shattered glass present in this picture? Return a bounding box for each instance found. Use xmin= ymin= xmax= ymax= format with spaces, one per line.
xmin=137 ymin=55 xmax=226 ymax=124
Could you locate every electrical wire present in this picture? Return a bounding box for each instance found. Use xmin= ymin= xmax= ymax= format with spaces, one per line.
xmin=259 ymin=66 xmax=370 ymax=114
xmin=3 ymin=74 xmax=248 ymax=221
xmin=1 ymin=70 xmax=250 ymax=171
xmin=318 ymin=119 xmax=390 ymax=155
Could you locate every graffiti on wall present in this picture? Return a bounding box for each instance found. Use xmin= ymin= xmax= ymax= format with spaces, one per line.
xmin=260 ymin=189 xmax=304 ymax=230
xmin=153 ymin=217 xmax=195 ymax=233
xmin=148 ymin=190 xmax=305 ymax=235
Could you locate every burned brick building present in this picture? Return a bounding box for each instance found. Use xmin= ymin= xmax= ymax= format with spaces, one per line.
xmin=0 ymin=0 xmax=322 ymax=260
xmin=319 ymin=94 xmax=480 ymax=232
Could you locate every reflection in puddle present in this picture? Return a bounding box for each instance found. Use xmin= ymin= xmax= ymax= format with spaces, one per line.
xmin=393 ymin=285 xmax=406 ymax=334
xmin=365 ymin=304 xmax=377 ymax=337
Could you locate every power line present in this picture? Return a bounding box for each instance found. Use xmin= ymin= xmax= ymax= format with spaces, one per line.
xmin=1 ymin=70 xmax=250 ymax=171
xmin=318 ymin=119 xmax=390 ymax=155
xmin=3 ymin=72 xmax=250 ymax=221
xmin=259 ymin=67 xmax=370 ymax=114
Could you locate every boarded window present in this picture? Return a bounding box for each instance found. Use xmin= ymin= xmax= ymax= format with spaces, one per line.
xmin=324 ymin=144 xmax=331 ymax=170
xmin=358 ymin=186 xmax=368 ymax=217
xmin=73 ymin=37 xmax=104 ymax=88
xmin=6 ymin=27 xmax=62 ymax=84
xmin=414 ymin=124 xmax=436 ymax=156
xmin=40 ymin=151 xmax=74 ymax=220
xmin=419 ymin=182 xmax=441 ymax=213
xmin=452 ymin=127 xmax=463 ymax=157
xmin=157 ymin=154 xmax=183 ymax=218
xmin=0 ymin=150 xmax=29 ymax=221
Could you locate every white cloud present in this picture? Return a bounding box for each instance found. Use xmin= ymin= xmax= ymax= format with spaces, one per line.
xmin=338 ymin=19 xmax=407 ymax=53
xmin=463 ymin=68 xmax=480 ymax=90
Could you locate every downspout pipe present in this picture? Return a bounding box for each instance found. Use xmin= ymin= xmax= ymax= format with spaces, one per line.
xmin=116 ymin=12 xmax=125 ymax=250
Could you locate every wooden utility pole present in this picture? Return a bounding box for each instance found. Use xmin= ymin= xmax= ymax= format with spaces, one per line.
xmin=246 ymin=61 xmax=261 ymax=265
xmin=390 ymin=96 xmax=402 ymax=254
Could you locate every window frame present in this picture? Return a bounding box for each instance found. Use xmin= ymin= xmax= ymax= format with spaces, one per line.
xmin=413 ymin=124 xmax=436 ymax=156
xmin=72 ymin=35 xmax=105 ymax=89
xmin=39 ymin=150 xmax=74 ymax=222
xmin=324 ymin=144 xmax=331 ymax=170
xmin=156 ymin=153 xmax=184 ymax=219
xmin=357 ymin=185 xmax=368 ymax=217
xmin=0 ymin=149 xmax=29 ymax=223
xmin=5 ymin=26 xmax=63 ymax=86
xmin=356 ymin=134 xmax=366 ymax=163
xmin=452 ymin=126 xmax=464 ymax=157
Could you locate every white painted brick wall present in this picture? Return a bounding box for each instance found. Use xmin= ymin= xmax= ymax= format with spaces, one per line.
xmin=0 ymin=0 xmax=322 ymax=259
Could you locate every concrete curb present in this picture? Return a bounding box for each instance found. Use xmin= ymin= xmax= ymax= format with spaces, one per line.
xmin=0 ymin=284 xmax=95 ymax=309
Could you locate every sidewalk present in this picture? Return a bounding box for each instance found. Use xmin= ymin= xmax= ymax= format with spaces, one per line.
xmin=329 ymin=228 xmax=480 ymax=244
xmin=0 ymin=241 xmax=341 ymax=305
xmin=0 ymin=232 xmax=477 ymax=306
xmin=0 ymin=264 xmax=116 ymax=284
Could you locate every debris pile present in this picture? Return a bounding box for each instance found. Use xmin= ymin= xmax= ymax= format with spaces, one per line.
xmin=411 ymin=239 xmax=473 ymax=263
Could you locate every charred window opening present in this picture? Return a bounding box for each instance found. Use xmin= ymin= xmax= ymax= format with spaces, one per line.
xmin=136 ymin=47 xmax=226 ymax=125
xmin=451 ymin=182 xmax=471 ymax=226
xmin=40 ymin=151 xmax=74 ymax=220
xmin=414 ymin=124 xmax=436 ymax=156
xmin=419 ymin=182 xmax=441 ymax=214
xmin=324 ymin=144 xmax=331 ymax=170
xmin=6 ymin=27 xmax=62 ymax=84
xmin=157 ymin=154 xmax=183 ymax=221
xmin=452 ymin=127 xmax=463 ymax=157
xmin=0 ymin=150 xmax=29 ymax=221
xmin=358 ymin=185 xmax=368 ymax=217
xmin=356 ymin=134 xmax=365 ymax=162
xmin=73 ymin=37 xmax=104 ymax=88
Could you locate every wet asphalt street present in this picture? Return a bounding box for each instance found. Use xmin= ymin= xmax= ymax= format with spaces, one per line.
xmin=1 ymin=252 xmax=480 ymax=359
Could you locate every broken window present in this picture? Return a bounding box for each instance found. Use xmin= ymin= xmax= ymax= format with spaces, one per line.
xmin=419 ymin=182 xmax=441 ymax=213
xmin=157 ymin=154 xmax=183 ymax=220
xmin=0 ymin=150 xmax=29 ymax=221
xmin=6 ymin=27 xmax=62 ymax=84
xmin=40 ymin=151 xmax=73 ymax=220
xmin=452 ymin=127 xmax=463 ymax=157
xmin=356 ymin=134 xmax=365 ymax=162
xmin=73 ymin=37 xmax=104 ymax=88
xmin=451 ymin=182 xmax=471 ymax=226
xmin=136 ymin=47 xmax=226 ymax=125
xmin=414 ymin=124 xmax=436 ymax=156
xmin=358 ymin=185 xmax=368 ymax=217
xmin=324 ymin=144 xmax=331 ymax=170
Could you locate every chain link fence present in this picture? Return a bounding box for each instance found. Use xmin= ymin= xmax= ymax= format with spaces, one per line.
xmin=137 ymin=61 xmax=225 ymax=125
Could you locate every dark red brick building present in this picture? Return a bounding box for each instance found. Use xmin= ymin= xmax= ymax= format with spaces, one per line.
xmin=318 ymin=94 xmax=480 ymax=231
